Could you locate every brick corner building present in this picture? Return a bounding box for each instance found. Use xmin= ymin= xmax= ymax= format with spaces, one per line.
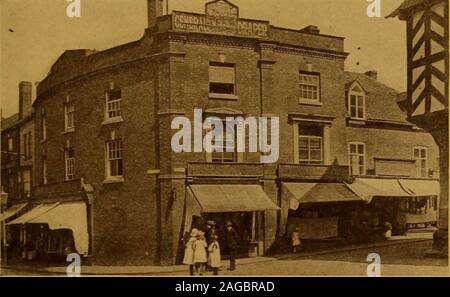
xmin=1 ymin=0 xmax=441 ymax=266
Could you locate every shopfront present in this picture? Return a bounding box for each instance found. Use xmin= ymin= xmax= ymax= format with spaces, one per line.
xmin=281 ymin=182 xmax=366 ymax=240
xmin=345 ymin=177 xmax=440 ymax=234
xmin=185 ymin=184 xmax=279 ymax=258
xmin=6 ymin=201 xmax=89 ymax=262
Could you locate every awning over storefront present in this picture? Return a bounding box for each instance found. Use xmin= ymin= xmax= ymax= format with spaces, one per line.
xmin=398 ymin=179 xmax=440 ymax=196
xmin=8 ymin=202 xmax=89 ymax=255
xmin=189 ymin=185 xmax=280 ymax=213
xmin=282 ymin=182 xmax=364 ymax=210
xmin=7 ymin=203 xmax=60 ymax=225
xmin=0 ymin=203 xmax=28 ymax=222
xmin=28 ymin=202 xmax=89 ymax=255
xmin=344 ymin=178 xmax=440 ymax=203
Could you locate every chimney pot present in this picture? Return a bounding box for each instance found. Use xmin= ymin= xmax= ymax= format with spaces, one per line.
xmin=365 ymin=70 xmax=378 ymax=80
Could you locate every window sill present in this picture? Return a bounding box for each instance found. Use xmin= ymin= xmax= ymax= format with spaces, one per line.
xmin=347 ymin=118 xmax=367 ymax=125
xmin=102 ymin=117 xmax=124 ymax=126
xmin=209 ymin=93 xmax=239 ymax=101
xmin=61 ymin=128 xmax=75 ymax=135
xmin=103 ymin=177 xmax=124 ymax=184
xmin=299 ymin=99 xmax=322 ymax=106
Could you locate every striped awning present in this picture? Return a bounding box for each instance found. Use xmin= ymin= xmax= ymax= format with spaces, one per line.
xmin=7 ymin=203 xmax=60 ymax=225
xmin=0 ymin=203 xmax=28 ymax=221
xmin=344 ymin=177 xmax=440 ymax=203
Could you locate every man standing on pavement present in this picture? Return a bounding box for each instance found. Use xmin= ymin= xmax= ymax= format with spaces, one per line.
xmin=224 ymin=221 xmax=239 ymax=271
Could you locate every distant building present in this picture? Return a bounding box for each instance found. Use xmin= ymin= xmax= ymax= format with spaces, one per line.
xmin=1 ymin=0 xmax=440 ymax=266
xmin=1 ymin=82 xmax=34 ymax=203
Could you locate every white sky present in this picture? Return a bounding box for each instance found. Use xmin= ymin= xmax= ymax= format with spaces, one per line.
xmin=1 ymin=0 xmax=407 ymax=117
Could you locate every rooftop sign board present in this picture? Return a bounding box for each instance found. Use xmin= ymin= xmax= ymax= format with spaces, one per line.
xmin=172 ymin=0 xmax=269 ymax=39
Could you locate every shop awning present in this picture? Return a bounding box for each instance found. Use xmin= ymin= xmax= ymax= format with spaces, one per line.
xmin=27 ymin=202 xmax=89 ymax=255
xmin=189 ymin=185 xmax=280 ymax=213
xmin=282 ymin=182 xmax=364 ymax=210
xmin=344 ymin=178 xmax=440 ymax=203
xmin=398 ymin=179 xmax=440 ymax=196
xmin=7 ymin=203 xmax=60 ymax=225
xmin=0 ymin=203 xmax=28 ymax=222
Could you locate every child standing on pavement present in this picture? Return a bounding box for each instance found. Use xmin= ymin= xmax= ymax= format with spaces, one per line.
xmin=291 ymin=227 xmax=302 ymax=253
xmin=183 ymin=228 xmax=198 ymax=276
xmin=193 ymin=231 xmax=208 ymax=276
xmin=208 ymin=235 xmax=221 ymax=275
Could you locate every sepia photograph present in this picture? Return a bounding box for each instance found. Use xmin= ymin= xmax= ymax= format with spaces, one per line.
xmin=0 ymin=0 xmax=448 ymax=281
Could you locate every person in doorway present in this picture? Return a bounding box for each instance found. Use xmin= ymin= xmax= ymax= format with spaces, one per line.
xmin=224 ymin=221 xmax=239 ymax=271
xmin=291 ymin=227 xmax=302 ymax=253
xmin=208 ymin=235 xmax=221 ymax=275
xmin=182 ymin=228 xmax=197 ymax=276
xmin=193 ymin=230 xmax=208 ymax=276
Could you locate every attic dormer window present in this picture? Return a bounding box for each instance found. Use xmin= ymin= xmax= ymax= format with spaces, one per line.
xmin=348 ymin=83 xmax=366 ymax=120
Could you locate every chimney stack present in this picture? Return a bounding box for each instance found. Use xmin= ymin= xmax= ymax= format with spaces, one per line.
xmin=148 ymin=0 xmax=165 ymax=28
xmin=19 ymin=81 xmax=32 ymax=119
xmin=299 ymin=25 xmax=320 ymax=35
xmin=365 ymin=70 xmax=378 ymax=80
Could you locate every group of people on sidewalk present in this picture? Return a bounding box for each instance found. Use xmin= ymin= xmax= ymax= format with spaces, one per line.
xmin=183 ymin=220 xmax=239 ymax=276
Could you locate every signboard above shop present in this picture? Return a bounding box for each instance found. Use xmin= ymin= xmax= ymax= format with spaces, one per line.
xmin=171 ymin=0 xmax=270 ymax=39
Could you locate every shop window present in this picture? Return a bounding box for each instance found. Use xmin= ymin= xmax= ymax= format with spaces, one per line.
xmin=349 ymin=142 xmax=366 ymax=176
xmin=299 ymin=72 xmax=320 ymax=104
xmin=413 ymin=146 xmax=428 ymax=178
xmin=298 ymin=125 xmax=323 ymax=165
xmin=209 ymin=63 xmax=236 ymax=96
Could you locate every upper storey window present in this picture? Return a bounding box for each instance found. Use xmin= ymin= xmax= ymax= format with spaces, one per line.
xmin=413 ymin=146 xmax=428 ymax=178
xmin=105 ymin=87 xmax=122 ymax=121
xmin=41 ymin=109 xmax=47 ymax=141
xmin=298 ymin=125 xmax=323 ymax=165
xmin=209 ymin=63 xmax=236 ymax=98
xmin=65 ymin=97 xmax=75 ymax=132
xmin=7 ymin=134 xmax=13 ymax=151
xmin=299 ymin=72 xmax=321 ymax=105
xmin=348 ymin=82 xmax=366 ymax=120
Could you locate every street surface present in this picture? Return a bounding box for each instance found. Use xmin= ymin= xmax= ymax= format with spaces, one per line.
xmin=1 ymin=238 xmax=447 ymax=277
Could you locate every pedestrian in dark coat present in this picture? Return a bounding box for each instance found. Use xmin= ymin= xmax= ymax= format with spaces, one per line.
xmin=224 ymin=221 xmax=239 ymax=271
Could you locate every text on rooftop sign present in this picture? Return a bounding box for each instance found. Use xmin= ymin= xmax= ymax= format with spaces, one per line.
xmin=172 ymin=12 xmax=269 ymax=39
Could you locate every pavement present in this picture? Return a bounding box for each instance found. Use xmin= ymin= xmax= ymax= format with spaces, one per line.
xmin=1 ymin=231 xmax=444 ymax=276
